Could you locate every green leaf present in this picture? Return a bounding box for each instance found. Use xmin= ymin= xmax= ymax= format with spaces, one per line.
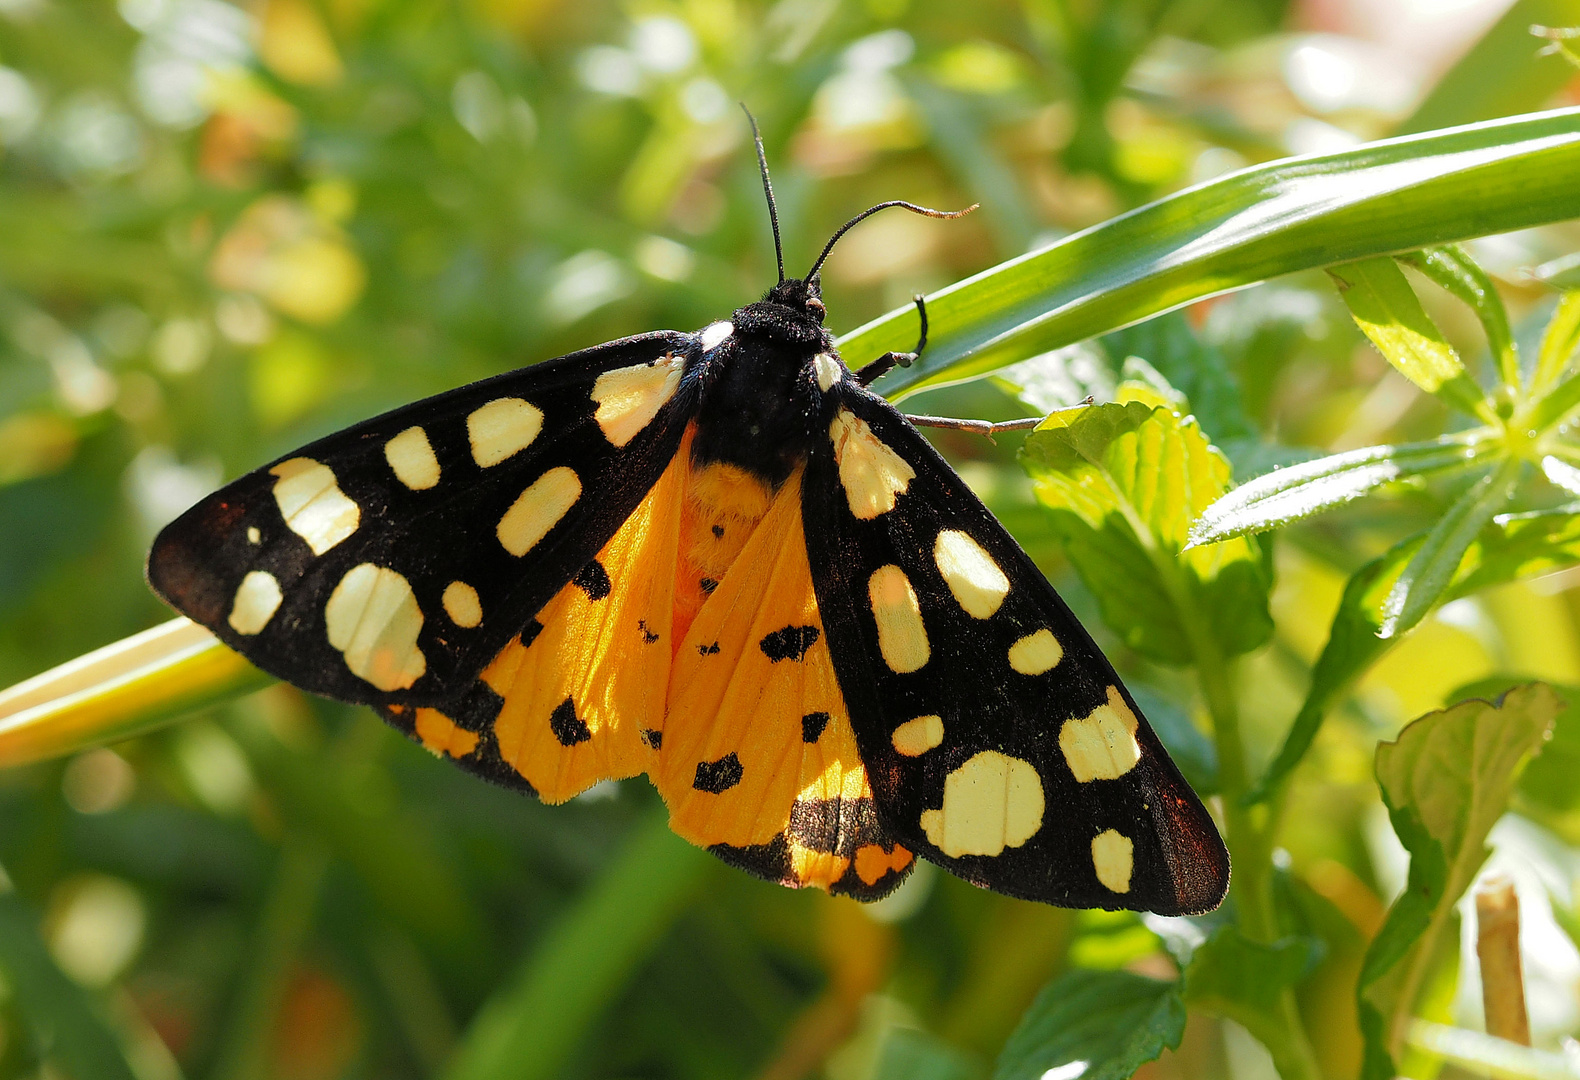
xmin=1454 ymin=503 xmax=1580 ymax=593
xmin=1357 ymin=684 xmax=1562 ymax=1080
xmin=1525 ymin=367 xmax=1580 ymax=431
xmin=443 ymin=811 xmax=710 ymax=1080
xmin=1534 ymin=291 xmax=1580 ymax=391
xmin=1398 ymin=247 xmax=1519 ymax=388
xmin=993 ymin=969 xmax=1185 ymax=1080
xmin=1182 ymin=926 xmax=1322 ymax=1077
xmin=1398 ymin=0 xmax=1580 ymax=134
xmin=1100 ymin=313 xmax=1255 ymax=445
xmin=1187 ymin=436 xmax=1492 ymax=548
xmin=1021 ymin=400 xmax=1272 ymax=664
xmin=1326 ymin=258 xmax=1490 ymax=419
xmin=1451 ymin=677 xmax=1580 ymax=815
xmin=842 ymin=108 xmax=1580 ymax=399
xmin=1249 ymin=537 xmax=1417 ymax=802
xmin=1379 ymin=460 xmax=1523 ymax=638
xmin=0 ymin=618 xmax=271 ymax=768
xmin=875 ymin=1029 xmax=979 ymax=1080
xmin=1253 ymin=499 xmax=1580 ymax=800
xmin=0 ymin=893 xmax=139 ymax=1080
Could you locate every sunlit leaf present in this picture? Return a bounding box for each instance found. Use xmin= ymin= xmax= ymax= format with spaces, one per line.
xmin=1326 ymin=258 xmax=1489 ymax=419
xmin=0 ymin=619 xmax=270 ymax=768
xmin=1249 ymin=536 xmax=1417 ymax=802
xmin=1357 ymin=684 xmax=1561 ymax=1080
xmin=1451 ymin=677 xmax=1580 ymax=814
xmin=847 ymin=108 xmax=1580 ymax=398
xmin=1398 ymin=247 xmax=1518 ymax=387
xmin=1541 ymin=455 xmax=1580 ymax=496
xmin=1021 ymin=398 xmax=1272 ymax=664
xmin=994 ymin=968 xmax=1185 ymax=1080
xmin=1187 ymin=436 xmax=1492 ymax=548
xmin=1254 ymin=498 xmax=1580 ymax=799
xmin=1534 ymin=292 xmax=1580 ymax=391
xmin=1378 ymin=461 xmax=1523 ymax=638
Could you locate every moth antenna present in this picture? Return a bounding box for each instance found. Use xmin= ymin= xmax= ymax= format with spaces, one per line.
xmin=741 ymin=104 xmax=785 ymax=285
xmin=806 ymin=201 xmax=977 ymax=282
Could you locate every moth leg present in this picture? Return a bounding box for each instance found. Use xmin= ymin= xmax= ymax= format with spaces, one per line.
xmin=854 ymin=295 xmax=927 ymax=386
xmin=904 ymin=398 xmax=1096 ymax=443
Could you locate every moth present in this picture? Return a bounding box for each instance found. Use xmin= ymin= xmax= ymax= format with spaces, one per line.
xmin=148 ymin=120 xmax=1229 ymax=916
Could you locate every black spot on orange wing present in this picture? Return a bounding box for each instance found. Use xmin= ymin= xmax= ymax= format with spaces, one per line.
xmin=549 ymin=697 xmax=591 ymax=746
xmin=697 ymin=641 xmax=720 ymax=656
xmin=694 ymin=752 xmax=743 ymax=793
xmin=760 ymin=625 xmax=819 ymax=662
xmin=637 ymin=619 xmax=660 ymax=644
xmin=641 ymin=728 xmax=662 ymax=749
xmin=573 ymin=560 xmax=612 ymax=600
xmin=519 ymin=620 xmax=544 ymax=649
xmin=801 ymin=711 xmax=830 ymax=743
xmin=699 ymin=578 xmax=718 ymax=594
xmin=711 ymin=524 xmax=725 ymax=538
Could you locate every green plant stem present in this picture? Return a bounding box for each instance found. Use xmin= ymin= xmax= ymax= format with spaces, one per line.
xmin=1146 ymin=540 xmax=1321 ymax=1080
xmin=1197 ymin=644 xmax=1321 ymax=1080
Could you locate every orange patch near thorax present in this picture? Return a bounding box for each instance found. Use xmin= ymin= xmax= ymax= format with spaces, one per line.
xmin=672 ymin=457 xmax=774 ymax=651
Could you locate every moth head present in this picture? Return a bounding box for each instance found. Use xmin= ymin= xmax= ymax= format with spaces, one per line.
xmin=762 ymin=276 xmax=826 ymax=323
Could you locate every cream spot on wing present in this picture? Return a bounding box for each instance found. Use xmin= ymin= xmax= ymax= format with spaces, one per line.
xmin=324 ymin=563 xmax=426 ymax=691
xmin=269 ymin=457 xmax=360 ymax=555
xmin=467 ymin=398 xmax=543 ymax=468
xmin=247 ymin=527 xmax=261 ymax=544
xmin=1008 ymin=629 xmax=1063 ymax=675
xmin=934 ymin=530 xmax=1009 ymax=619
xmin=867 ymin=565 xmax=929 ymax=673
xmin=813 ymin=352 xmax=842 ymax=392
xmin=1060 ymin=686 xmax=1141 ymax=782
xmin=919 ymin=751 xmax=1044 ymax=858
xmin=497 ymin=466 xmax=580 ymax=556
xmin=830 ymin=407 xmax=914 ymax=519
xmin=891 ymin=715 xmax=944 ymax=757
xmin=1092 ymin=829 xmax=1133 ymax=893
xmin=385 ymin=425 xmax=440 ymax=490
xmin=442 ymin=580 xmax=482 ymax=628
xmin=700 ymin=321 xmax=733 ymax=351
xmin=590 ymin=353 xmax=683 ymax=447
xmin=228 ymin=571 xmax=282 ymax=635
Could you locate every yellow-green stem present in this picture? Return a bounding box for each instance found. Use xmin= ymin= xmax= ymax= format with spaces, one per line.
xmin=1149 ymin=543 xmax=1321 ymax=1080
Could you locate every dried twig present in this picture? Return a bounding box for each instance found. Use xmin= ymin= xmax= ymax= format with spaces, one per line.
xmin=1476 ymin=875 xmax=1530 ymax=1046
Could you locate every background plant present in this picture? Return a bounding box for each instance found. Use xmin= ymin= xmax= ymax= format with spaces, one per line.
xmin=1 ymin=1 xmax=1580 ymax=1079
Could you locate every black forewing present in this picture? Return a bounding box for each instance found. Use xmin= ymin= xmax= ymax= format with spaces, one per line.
xmin=803 ymin=383 xmax=1229 ymax=915
xmin=149 ymin=331 xmax=703 ymax=706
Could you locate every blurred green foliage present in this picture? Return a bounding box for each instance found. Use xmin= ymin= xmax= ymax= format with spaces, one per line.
xmin=3 ymin=0 xmax=1580 ymax=1078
